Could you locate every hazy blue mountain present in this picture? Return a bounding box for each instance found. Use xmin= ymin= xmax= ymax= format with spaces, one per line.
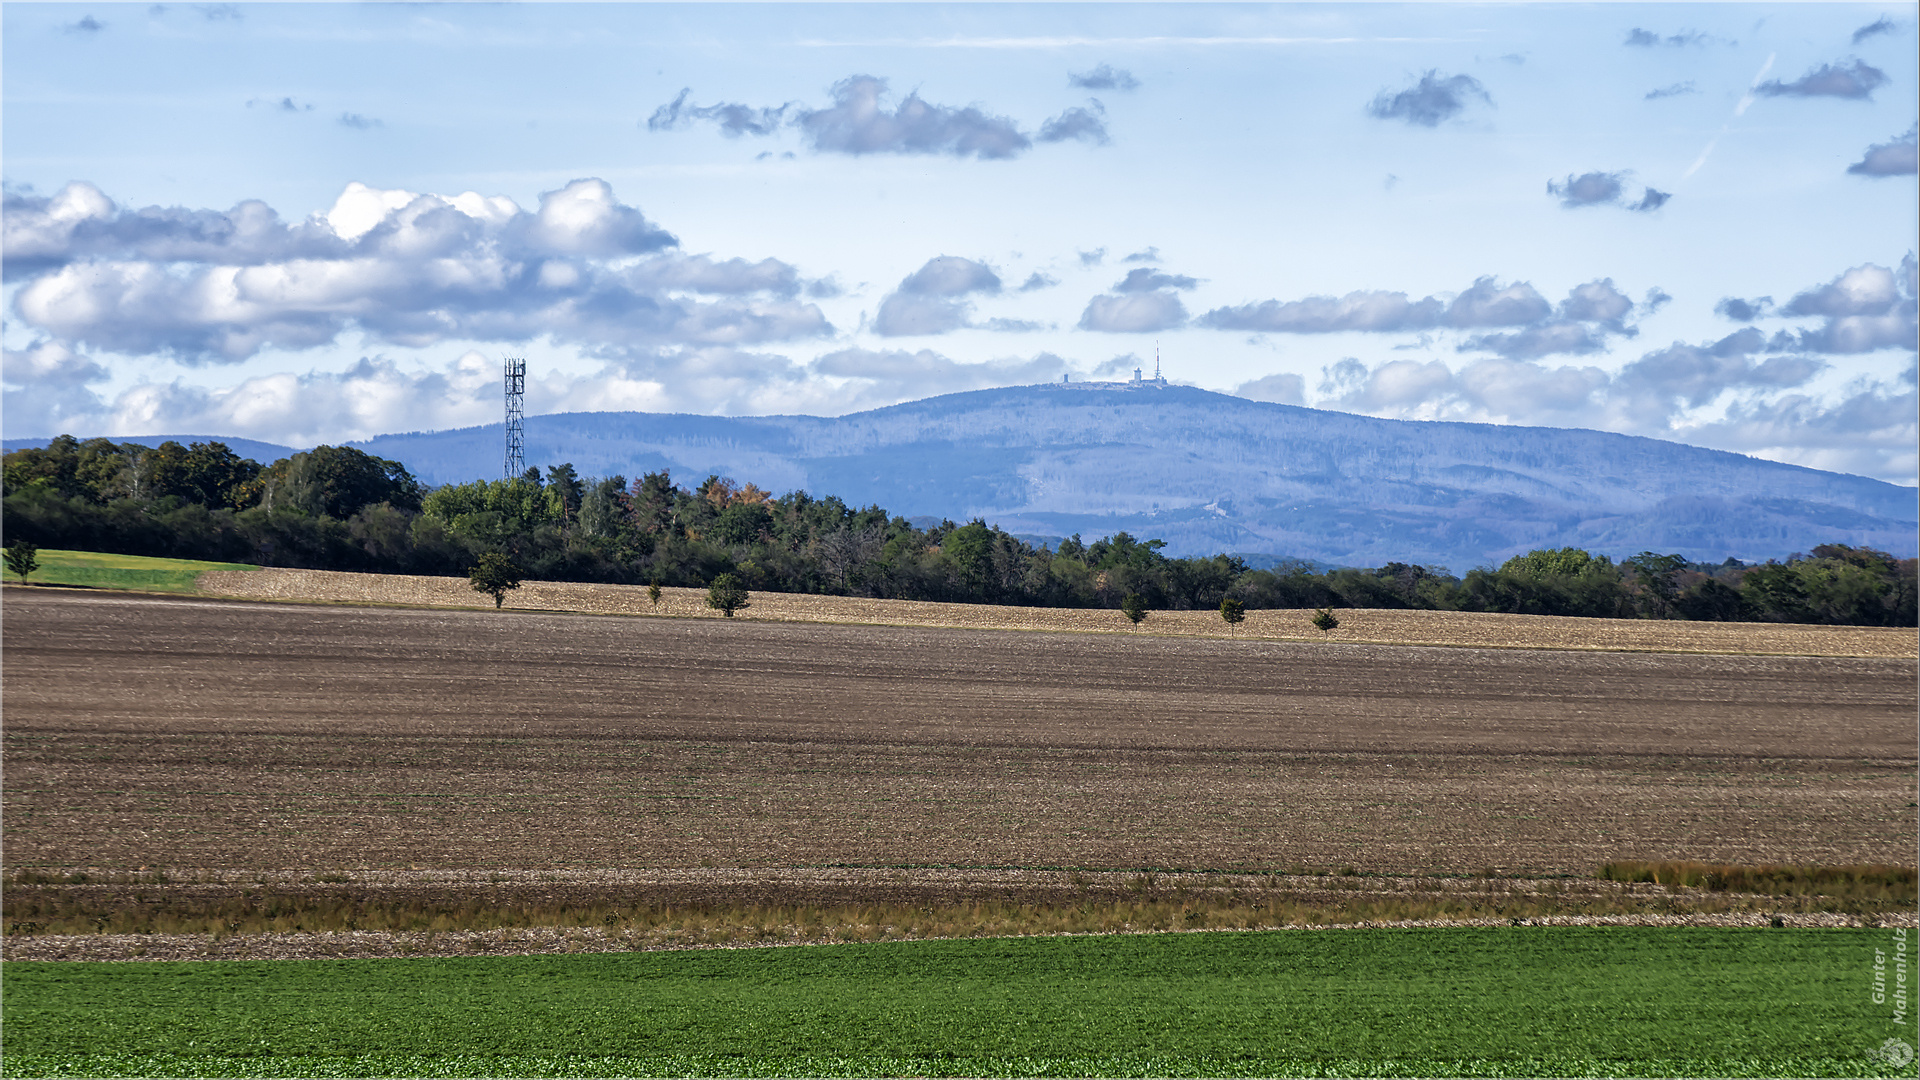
xmin=349 ymin=383 xmax=1915 ymax=570
xmin=16 ymin=383 xmax=1914 ymax=569
xmin=3 ymin=433 xmax=297 ymax=465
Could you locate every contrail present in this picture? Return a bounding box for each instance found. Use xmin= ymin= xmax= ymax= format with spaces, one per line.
xmin=1684 ymin=53 xmax=1774 ymax=180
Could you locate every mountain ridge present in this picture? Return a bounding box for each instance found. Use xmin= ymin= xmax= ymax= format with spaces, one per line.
xmin=10 ymin=384 xmax=1914 ymax=569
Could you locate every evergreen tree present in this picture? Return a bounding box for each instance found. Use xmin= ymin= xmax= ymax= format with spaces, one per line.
xmin=5 ymin=539 xmax=39 ymax=584
xmin=1219 ymin=597 xmax=1246 ymax=629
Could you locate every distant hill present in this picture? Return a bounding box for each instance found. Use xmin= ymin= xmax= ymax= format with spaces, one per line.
xmin=2 ymin=434 xmax=297 ymax=467
xmin=350 ymin=383 xmax=1915 ymax=569
xmin=13 ymin=384 xmax=1915 ymax=569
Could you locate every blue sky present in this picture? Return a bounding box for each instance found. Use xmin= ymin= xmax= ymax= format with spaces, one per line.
xmin=5 ymin=2 xmax=1916 ymax=483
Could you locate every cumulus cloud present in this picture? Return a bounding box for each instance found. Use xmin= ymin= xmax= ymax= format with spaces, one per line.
xmin=1200 ymin=277 xmax=1652 ymax=360
xmin=1076 ymin=248 xmax=1106 ymax=267
xmin=1317 ymin=348 xmax=1914 ymax=482
xmin=1852 ymin=16 xmax=1901 ymax=43
xmin=1233 ymin=372 xmax=1305 ymax=406
xmin=1715 ymin=296 xmax=1774 ymax=322
xmin=4 ymin=179 xmax=834 ymax=364
xmin=801 ymin=76 xmax=1033 ymax=159
xmin=1848 ymin=123 xmax=1918 ymax=177
xmin=1068 ymin=64 xmax=1139 ymax=92
xmin=649 ymin=76 xmax=1041 ymax=160
xmin=1209 ymin=272 xmax=1915 ymax=482
xmin=897 ymin=256 xmax=1001 ymax=297
xmin=50 ymin=342 xmax=1050 ymax=443
xmin=1645 ymin=82 xmax=1699 ymax=100
xmin=66 ymin=14 xmax=104 ymax=32
xmin=1114 ymin=268 xmax=1197 ymax=293
xmin=1078 ymin=291 xmax=1188 ymax=333
xmin=1756 ymin=59 xmax=1887 ymax=100
xmin=1614 ymin=329 xmax=1825 ymax=408
xmin=1 ymin=340 xmax=114 ymax=433
xmin=1688 ymin=379 xmax=1917 ymax=481
xmin=1776 ymin=259 xmax=1918 ymax=353
xmin=1630 ymin=188 xmax=1672 ymax=211
xmin=1076 ymin=265 xmax=1197 ymax=333
xmin=1316 ymin=330 xmax=1825 ymax=431
xmin=1121 ymin=248 xmax=1160 ymax=263
xmin=1547 ymin=172 xmax=1623 ymax=207
xmin=1557 ymin=280 xmax=1635 ymax=328
xmin=337 ymin=113 xmax=382 ymax=130
xmin=1546 ymin=171 xmax=1670 ymax=212
xmin=811 ymin=347 xmax=1067 ymax=401
xmin=873 ymin=255 xmax=1001 ymax=336
xmin=1200 ymin=276 xmax=1557 ymax=335
xmin=1366 ymin=71 xmax=1491 ymax=127
xmin=1018 ymin=272 xmax=1057 ymax=292
xmin=1037 ymin=101 xmax=1109 ymax=146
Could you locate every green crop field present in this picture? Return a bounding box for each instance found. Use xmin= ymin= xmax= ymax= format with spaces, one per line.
xmin=7 ymin=549 xmax=258 ymax=593
xmin=2 ymin=927 xmax=1908 ymax=1078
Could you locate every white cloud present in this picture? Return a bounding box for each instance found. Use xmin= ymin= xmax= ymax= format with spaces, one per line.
xmin=1077 ymin=290 xmax=1188 ymax=333
xmin=1300 ymin=332 xmax=1916 ymax=481
xmin=873 ymin=256 xmax=1003 ymax=336
xmin=1232 ymin=372 xmax=1306 ymax=406
xmin=5 ymin=179 xmax=827 ymax=365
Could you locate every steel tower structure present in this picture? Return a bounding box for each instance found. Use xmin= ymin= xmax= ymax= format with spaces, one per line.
xmin=503 ymin=357 xmax=526 ymax=478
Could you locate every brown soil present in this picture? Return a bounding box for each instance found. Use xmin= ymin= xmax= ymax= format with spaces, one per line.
xmin=5 ymin=588 xmax=1913 ymax=959
xmin=194 ymin=568 xmax=1918 ymax=658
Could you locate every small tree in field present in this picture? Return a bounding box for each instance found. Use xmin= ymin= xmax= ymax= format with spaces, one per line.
xmin=707 ymin=573 xmax=750 ymax=617
xmin=5 ymin=540 xmax=39 ymax=585
xmin=468 ymin=552 xmax=523 ymax=609
xmin=648 ymin=579 xmax=663 ymax=607
xmin=1311 ymin=607 xmax=1339 ymax=640
xmin=1120 ymin=592 xmax=1149 ymax=627
xmin=1219 ymin=597 xmax=1245 ymax=631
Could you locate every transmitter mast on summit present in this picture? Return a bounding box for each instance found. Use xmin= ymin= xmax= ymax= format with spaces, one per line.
xmin=504 ymin=356 xmax=526 ymax=479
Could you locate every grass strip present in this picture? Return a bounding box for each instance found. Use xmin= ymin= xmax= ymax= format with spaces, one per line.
xmin=1598 ymin=860 xmax=1915 ymax=896
xmin=3 ymin=927 xmax=1908 ymax=1078
xmin=5 ymin=885 xmax=1913 ymax=942
xmin=11 ymin=549 xmax=258 ymax=593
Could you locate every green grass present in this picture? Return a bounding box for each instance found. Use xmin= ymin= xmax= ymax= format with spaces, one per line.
xmin=3 ymin=928 xmax=1909 ymax=1077
xmin=7 ymin=549 xmax=258 ymax=593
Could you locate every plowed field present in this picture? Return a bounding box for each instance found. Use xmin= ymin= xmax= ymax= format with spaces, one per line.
xmin=6 ymin=587 xmax=1913 ymax=881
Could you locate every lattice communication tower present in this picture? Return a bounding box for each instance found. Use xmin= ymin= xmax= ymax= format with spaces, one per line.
xmin=503 ymin=357 xmax=526 ymax=478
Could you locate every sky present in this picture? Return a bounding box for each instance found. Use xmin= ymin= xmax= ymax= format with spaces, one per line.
xmin=4 ymin=2 xmax=1917 ymax=485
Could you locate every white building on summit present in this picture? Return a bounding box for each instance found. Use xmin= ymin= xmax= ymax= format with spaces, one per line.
xmin=1054 ymin=344 xmax=1171 ymax=391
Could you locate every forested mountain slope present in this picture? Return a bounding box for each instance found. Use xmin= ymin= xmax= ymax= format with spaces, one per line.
xmin=342 ymin=384 xmax=1915 ymax=569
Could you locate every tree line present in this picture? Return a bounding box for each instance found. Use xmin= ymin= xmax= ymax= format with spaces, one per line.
xmin=4 ymin=435 xmax=1914 ymax=627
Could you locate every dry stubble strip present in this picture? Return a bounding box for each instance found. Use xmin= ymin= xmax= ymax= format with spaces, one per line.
xmin=194 ymin=568 xmax=1917 ymax=659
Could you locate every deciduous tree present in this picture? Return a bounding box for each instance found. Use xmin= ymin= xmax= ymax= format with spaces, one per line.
xmin=1311 ymin=607 xmax=1339 ymax=639
xmin=468 ymin=552 xmax=524 ymax=608
xmin=707 ymin=572 xmax=750 ymax=617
